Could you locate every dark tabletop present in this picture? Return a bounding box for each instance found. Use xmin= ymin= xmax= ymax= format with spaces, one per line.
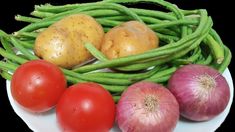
xmin=0 ymin=0 xmax=234 ymax=131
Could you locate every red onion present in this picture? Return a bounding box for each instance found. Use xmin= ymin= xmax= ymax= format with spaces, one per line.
xmin=168 ymin=64 xmax=230 ymax=121
xmin=116 ymin=81 xmax=179 ymax=132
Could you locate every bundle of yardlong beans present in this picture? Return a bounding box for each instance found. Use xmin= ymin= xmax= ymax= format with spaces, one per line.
xmin=0 ymin=0 xmax=231 ymax=102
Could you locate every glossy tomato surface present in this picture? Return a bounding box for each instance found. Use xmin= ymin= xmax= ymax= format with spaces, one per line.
xmin=56 ymin=82 xmax=116 ymax=132
xmin=11 ymin=60 xmax=67 ymax=112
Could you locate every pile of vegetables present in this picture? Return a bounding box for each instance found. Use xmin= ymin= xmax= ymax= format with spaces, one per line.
xmin=0 ymin=0 xmax=232 ymax=131
xmin=0 ymin=0 xmax=231 ymax=94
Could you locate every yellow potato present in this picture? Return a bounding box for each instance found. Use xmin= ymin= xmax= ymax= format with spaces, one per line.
xmin=101 ymin=21 xmax=159 ymax=59
xmin=34 ymin=14 xmax=104 ymax=68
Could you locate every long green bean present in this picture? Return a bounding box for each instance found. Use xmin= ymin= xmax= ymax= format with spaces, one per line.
xmin=0 ymin=48 xmax=28 ymax=64
xmin=149 ymin=66 xmax=177 ymax=79
xmin=14 ymin=32 xmax=38 ymax=38
xmin=62 ymin=68 xmax=135 ymax=85
xmin=31 ymin=11 xmax=55 ymax=18
xmin=34 ymin=2 xmax=100 ymax=13
xmin=10 ymin=37 xmax=38 ymax=60
xmin=18 ymin=21 xmax=56 ymax=33
xmin=0 ymin=70 xmax=12 ymax=80
xmin=16 ymin=39 xmax=34 ymax=49
xmin=145 ymin=74 xmax=171 ymax=83
xmin=203 ymin=34 xmax=224 ymax=64
xmin=84 ymin=66 xmax=162 ymax=80
xmin=35 ymin=2 xmax=176 ymax=21
xmin=172 ymin=47 xmax=201 ymax=65
xmin=217 ymin=46 xmax=231 ymax=73
xmin=0 ymin=61 xmax=17 ymax=71
xmin=197 ymin=54 xmax=213 ymax=65
xmin=0 ymin=37 xmax=15 ymax=54
xmin=15 ymin=15 xmax=41 ymax=23
xmin=65 ymin=75 xmax=126 ymax=92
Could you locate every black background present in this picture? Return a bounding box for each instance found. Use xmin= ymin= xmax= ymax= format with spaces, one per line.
xmin=0 ymin=0 xmax=234 ymax=131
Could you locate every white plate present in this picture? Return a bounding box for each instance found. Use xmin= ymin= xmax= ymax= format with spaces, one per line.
xmin=6 ymin=68 xmax=233 ymax=132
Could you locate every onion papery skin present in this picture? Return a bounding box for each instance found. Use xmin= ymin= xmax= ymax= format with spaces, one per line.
xmin=168 ymin=64 xmax=230 ymax=121
xmin=116 ymin=81 xmax=179 ymax=132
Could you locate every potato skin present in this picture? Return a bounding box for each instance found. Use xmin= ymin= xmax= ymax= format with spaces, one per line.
xmin=34 ymin=14 xmax=104 ymax=68
xmin=101 ymin=21 xmax=158 ymax=59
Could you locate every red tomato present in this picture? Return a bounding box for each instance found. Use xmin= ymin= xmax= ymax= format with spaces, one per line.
xmin=56 ymin=82 xmax=116 ymax=132
xmin=11 ymin=60 xmax=67 ymax=113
